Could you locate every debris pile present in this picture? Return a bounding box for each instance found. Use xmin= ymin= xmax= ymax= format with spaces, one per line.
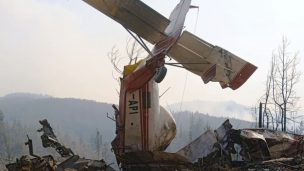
xmin=6 ymin=119 xmax=304 ymax=171
xmin=189 ymin=120 xmax=304 ymax=171
xmin=5 ymin=119 xmax=115 ymax=171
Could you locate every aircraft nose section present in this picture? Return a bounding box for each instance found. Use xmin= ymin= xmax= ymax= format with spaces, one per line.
xmin=154 ymin=106 xmax=177 ymax=151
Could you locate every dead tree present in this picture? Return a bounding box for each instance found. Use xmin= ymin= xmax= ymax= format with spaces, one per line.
xmin=264 ymin=37 xmax=301 ymax=132
xmin=108 ymin=39 xmax=144 ymax=97
xmin=95 ymin=130 xmax=102 ymax=159
xmin=262 ymin=57 xmax=275 ymax=129
xmin=108 ymin=38 xmax=144 ymax=79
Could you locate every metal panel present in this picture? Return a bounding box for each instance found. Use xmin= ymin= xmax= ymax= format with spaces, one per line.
xmin=125 ymin=90 xmax=142 ymax=152
xmin=83 ymin=0 xmax=170 ymax=44
xmin=177 ymin=119 xmax=232 ymax=162
xmin=168 ymin=31 xmax=214 ymax=76
xmin=168 ymin=31 xmax=257 ymax=90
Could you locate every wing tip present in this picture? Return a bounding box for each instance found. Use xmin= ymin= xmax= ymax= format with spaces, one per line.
xmin=229 ymin=63 xmax=257 ymax=90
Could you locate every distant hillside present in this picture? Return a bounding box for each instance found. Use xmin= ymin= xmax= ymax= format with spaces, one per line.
xmin=0 ymin=93 xmax=116 ymax=142
xmin=168 ymin=100 xmax=255 ymax=121
xmin=0 ymin=93 xmax=255 ymax=159
xmin=3 ymin=93 xmax=51 ymax=99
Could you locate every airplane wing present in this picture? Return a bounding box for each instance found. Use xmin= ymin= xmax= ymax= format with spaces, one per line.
xmin=83 ymin=0 xmax=170 ymax=44
xmin=83 ymin=0 xmax=256 ymax=90
xmin=168 ymin=31 xmax=257 ymax=90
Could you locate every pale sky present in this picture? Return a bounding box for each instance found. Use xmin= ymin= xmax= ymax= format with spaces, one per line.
xmin=0 ymin=0 xmax=304 ymax=109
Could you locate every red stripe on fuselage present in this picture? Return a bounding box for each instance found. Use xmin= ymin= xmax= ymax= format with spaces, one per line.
xmin=139 ymin=88 xmax=144 ymax=151
xmin=145 ymin=83 xmax=149 ymax=150
xmin=114 ymin=33 xmax=181 ymax=157
xmin=152 ymin=30 xmax=181 ymax=56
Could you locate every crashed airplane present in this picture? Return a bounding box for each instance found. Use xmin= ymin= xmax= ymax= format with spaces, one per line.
xmin=81 ymin=0 xmax=256 ymax=170
xmin=7 ymin=0 xmax=304 ymax=170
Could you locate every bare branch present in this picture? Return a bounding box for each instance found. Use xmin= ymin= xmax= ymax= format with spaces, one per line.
xmin=263 ymin=36 xmax=301 ymax=131
xmin=108 ymin=46 xmax=123 ymax=74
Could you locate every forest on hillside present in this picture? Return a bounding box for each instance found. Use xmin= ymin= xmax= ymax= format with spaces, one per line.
xmin=0 ymin=93 xmax=256 ymax=169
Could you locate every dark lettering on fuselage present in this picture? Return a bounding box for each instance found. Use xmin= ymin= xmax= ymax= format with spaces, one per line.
xmin=128 ymin=93 xmax=139 ymax=114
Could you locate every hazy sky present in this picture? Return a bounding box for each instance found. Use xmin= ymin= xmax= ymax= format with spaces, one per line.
xmin=1 ymin=0 xmax=304 ymax=109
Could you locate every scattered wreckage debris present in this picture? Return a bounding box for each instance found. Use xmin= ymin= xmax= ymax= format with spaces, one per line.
xmin=38 ymin=119 xmax=74 ymax=157
xmin=5 ymin=135 xmax=58 ymax=171
xmin=121 ymin=151 xmax=194 ymax=171
xmin=6 ymin=119 xmax=304 ymax=170
xmin=110 ymin=118 xmax=304 ymax=170
xmin=5 ymin=119 xmax=115 ymax=171
xmin=182 ymin=119 xmax=304 ymax=171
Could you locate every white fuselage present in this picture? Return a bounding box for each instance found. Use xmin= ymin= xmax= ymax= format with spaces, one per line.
xmin=124 ymin=61 xmax=176 ymax=152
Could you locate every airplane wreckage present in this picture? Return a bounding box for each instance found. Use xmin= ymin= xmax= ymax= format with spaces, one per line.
xmin=6 ymin=119 xmax=115 ymax=171
xmin=6 ymin=0 xmax=304 ymax=170
xmin=6 ymin=119 xmax=304 ymax=171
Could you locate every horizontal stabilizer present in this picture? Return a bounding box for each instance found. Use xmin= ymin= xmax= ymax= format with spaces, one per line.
xmin=83 ymin=0 xmax=170 ymax=44
xmin=168 ymin=31 xmax=257 ymax=90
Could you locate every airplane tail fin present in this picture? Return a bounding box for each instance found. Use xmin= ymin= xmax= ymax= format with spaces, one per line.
xmin=164 ymin=0 xmax=192 ymax=35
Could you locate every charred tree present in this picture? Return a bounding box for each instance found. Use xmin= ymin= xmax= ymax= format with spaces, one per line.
xmin=262 ymin=37 xmax=301 ymax=132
